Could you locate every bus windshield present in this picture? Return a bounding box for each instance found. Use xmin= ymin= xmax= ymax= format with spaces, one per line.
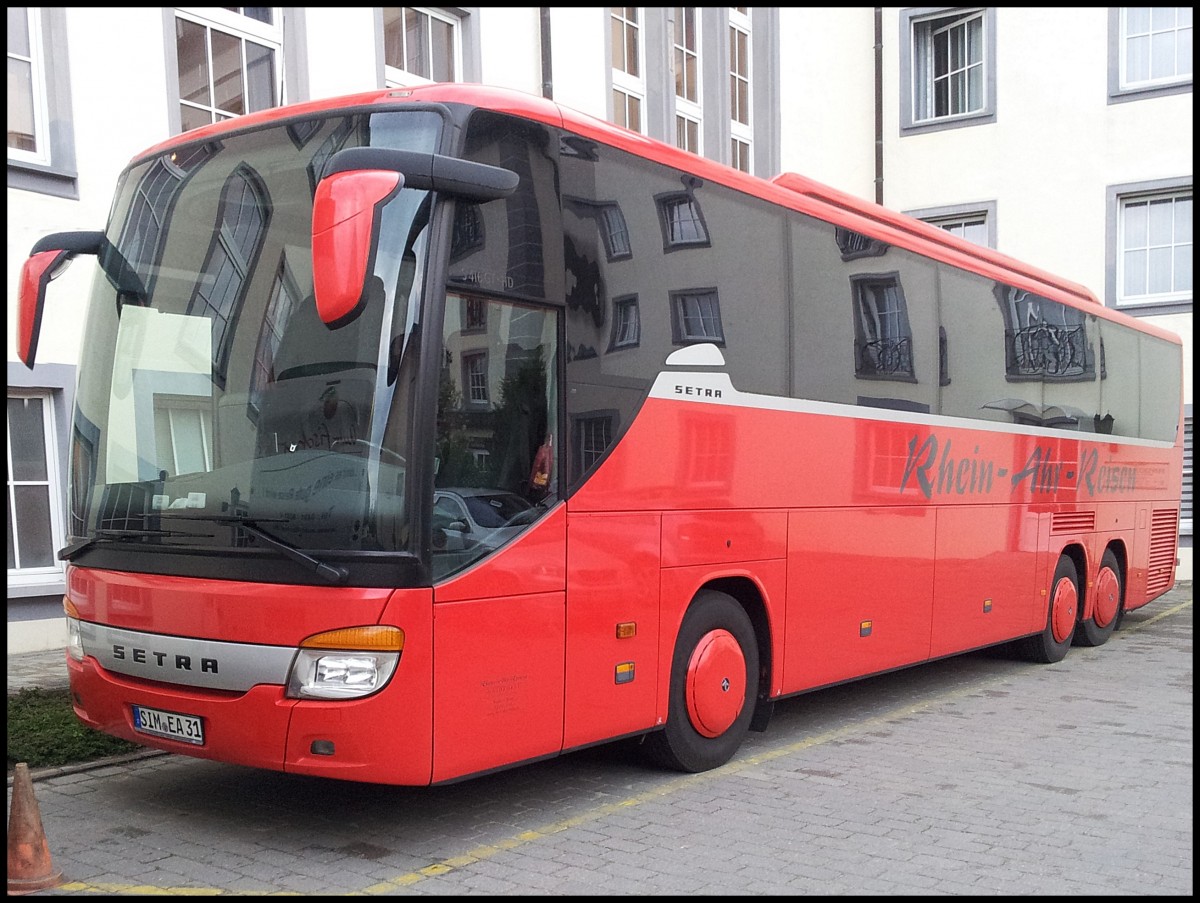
xmin=68 ymin=110 xmax=443 ymax=577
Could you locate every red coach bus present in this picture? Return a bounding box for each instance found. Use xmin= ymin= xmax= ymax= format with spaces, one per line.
xmin=18 ymin=83 xmax=1184 ymax=785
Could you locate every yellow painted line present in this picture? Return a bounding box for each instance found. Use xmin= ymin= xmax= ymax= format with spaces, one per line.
xmin=50 ymin=595 xmax=1192 ymax=896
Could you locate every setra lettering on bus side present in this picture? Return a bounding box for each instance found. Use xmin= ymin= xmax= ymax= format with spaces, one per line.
xmin=674 ymin=385 xmax=723 ymax=398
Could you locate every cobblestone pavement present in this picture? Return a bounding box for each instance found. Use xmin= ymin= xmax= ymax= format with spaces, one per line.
xmin=6 ymin=583 xmax=1192 ymax=895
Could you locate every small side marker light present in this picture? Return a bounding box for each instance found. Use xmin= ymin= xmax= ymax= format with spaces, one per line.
xmin=311 ymin=740 xmax=336 ymax=756
xmin=859 ymin=620 xmax=872 ymax=637
xmin=615 ymin=662 xmax=635 ymax=684
xmin=616 ymin=622 xmax=637 ymax=639
xmin=983 ymin=599 xmax=993 ymax=613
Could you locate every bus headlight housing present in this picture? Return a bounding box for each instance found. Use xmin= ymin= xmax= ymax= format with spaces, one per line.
xmin=285 ymin=626 xmax=403 ymax=700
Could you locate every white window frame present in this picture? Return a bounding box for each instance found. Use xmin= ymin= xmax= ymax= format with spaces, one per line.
xmin=900 ymin=7 xmax=996 ymax=134
xmin=175 ymin=7 xmax=283 ymax=128
xmin=1115 ymin=189 xmax=1193 ymax=308
xmin=382 ymin=7 xmax=464 ymax=87
xmin=673 ymin=7 xmax=702 ymax=154
xmin=611 ymin=7 xmax=646 ymax=133
xmin=6 ymin=391 xmax=65 ymax=590
xmin=729 ymin=7 xmax=752 ymax=172
xmin=1119 ymin=6 xmax=1193 ymax=91
xmin=7 ymin=7 xmax=51 ymax=167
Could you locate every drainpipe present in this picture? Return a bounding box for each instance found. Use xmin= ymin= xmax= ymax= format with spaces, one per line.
xmin=540 ymin=8 xmax=553 ymax=99
xmin=874 ymin=7 xmax=883 ymax=206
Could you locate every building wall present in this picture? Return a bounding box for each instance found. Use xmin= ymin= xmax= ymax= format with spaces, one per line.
xmin=7 ymin=8 xmax=1191 ymax=652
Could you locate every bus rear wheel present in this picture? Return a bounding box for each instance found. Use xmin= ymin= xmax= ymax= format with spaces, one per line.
xmin=642 ymin=590 xmax=758 ymax=773
xmin=1075 ymin=549 xmax=1122 ymax=647
xmin=1016 ymin=555 xmax=1078 ymax=663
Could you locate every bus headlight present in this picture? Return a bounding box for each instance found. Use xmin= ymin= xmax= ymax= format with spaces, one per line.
xmin=285 ymin=626 xmax=403 ymax=700
xmin=64 ymin=598 xmax=84 ymax=662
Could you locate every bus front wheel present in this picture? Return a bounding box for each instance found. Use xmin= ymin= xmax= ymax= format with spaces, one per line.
xmin=642 ymin=589 xmax=758 ymax=773
xmin=1075 ymin=549 xmax=1122 ymax=647
xmin=1016 ymin=555 xmax=1078 ymax=663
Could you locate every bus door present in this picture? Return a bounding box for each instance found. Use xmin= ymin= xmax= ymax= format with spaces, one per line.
xmin=429 ymin=295 xmax=567 ymax=782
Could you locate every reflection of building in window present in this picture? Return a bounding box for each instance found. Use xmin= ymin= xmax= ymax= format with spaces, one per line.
xmin=383 ymin=7 xmax=460 ymax=85
xmin=175 ymin=8 xmax=280 ymax=132
xmin=998 ymin=287 xmax=1094 ymax=380
xmin=188 ymin=164 xmax=270 ymax=383
xmin=1117 ymin=190 xmax=1192 ymax=307
xmin=249 ymin=256 xmax=300 ymax=412
xmin=611 ymin=8 xmax=644 ymax=132
xmin=609 ymin=295 xmax=641 ymax=350
xmin=575 ymin=413 xmax=614 ymax=472
xmin=673 ymin=6 xmax=701 ymax=154
xmin=852 ymin=274 xmax=914 ymax=379
xmin=153 ymin=396 xmax=213 ymax=476
xmin=681 ymin=413 xmax=732 ymax=489
xmin=729 ymin=7 xmax=752 ymax=171
xmin=598 ymin=204 xmax=631 ymax=259
xmin=1119 ymin=7 xmax=1193 ymax=90
xmin=117 ymin=144 xmax=215 ymax=294
xmin=672 ymin=288 xmax=724 ymax=345
xmin=910 ymin=9 xmax=985 ymax=122
xmin=463 ymin=351 xmax=489 ymax=404
xmin=463 ymin=297 xmax=487 ymax=333
xmin=836 ymin=227 xmax=889 ymax=260
xmin=451 ymin=203 xmax=485 ymax=259
xmin=657 ymin=191 xmax=710 ymax=249
xmin=304 ymin=118 xmax=355 ymax=196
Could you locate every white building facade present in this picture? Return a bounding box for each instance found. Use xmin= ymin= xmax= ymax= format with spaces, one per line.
xmin=7 ymin=7 xmax=1192 ymax=652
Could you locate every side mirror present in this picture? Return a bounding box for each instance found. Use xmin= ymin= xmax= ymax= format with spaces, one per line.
xmin=311 ymin=148 xmax=518 ymax=328
xmin=17 ymin=231 xmax=104 ymax=369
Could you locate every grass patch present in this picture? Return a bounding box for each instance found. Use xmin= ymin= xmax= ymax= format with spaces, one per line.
xmin=7 ymin=687 xmax=143 ymax=772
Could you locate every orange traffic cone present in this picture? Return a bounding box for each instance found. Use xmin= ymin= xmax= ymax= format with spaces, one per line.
xmin=7 ymin=762 xmax=64 ymax=894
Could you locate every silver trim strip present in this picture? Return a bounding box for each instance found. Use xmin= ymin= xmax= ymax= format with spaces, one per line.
xmin=80 ymin=622 xmax=295 ymax=692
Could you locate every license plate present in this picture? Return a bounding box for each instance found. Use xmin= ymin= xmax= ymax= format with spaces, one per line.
xmin=131 ymin=704 xmax=205 ymax=745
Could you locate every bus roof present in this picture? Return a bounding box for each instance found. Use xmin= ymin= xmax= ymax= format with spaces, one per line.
xmin=131 ymin=82 xmax=1181 ymax=347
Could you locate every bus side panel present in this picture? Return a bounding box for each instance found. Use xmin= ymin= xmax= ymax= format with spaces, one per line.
xmin=563 ymin=512 xmax=661 ymax=750
xmin=930 ymin=505 xmax=1041 ymax=657
xmin=430 ymin=592 xmax=565 ymax=783
xmin=783 ymin=507 xmax=936 ymax=692
xmin=285 ymin=587 xmax=436 ymax=786
xmin=1128 ymin=503 xmax=1155 ymax=608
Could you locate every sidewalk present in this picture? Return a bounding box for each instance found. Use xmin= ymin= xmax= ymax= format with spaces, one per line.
xmin=7 ymin=647 xmax=71 ymax=696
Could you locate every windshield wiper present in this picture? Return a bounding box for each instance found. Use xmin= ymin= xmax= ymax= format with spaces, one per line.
xmin=156 ymin=513 xmax=349 ymax=585
xmin=59 ymin=527 xmax=212 ymax=561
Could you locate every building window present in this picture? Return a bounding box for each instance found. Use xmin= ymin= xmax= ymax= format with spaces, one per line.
xmin=383 ymin=7 xmax=461 ymax=86
xmin=175 ymin=7 xmax=281 ymax=132
xmin=7 ymin=393 xmax=64 ymax=579
xmin=1120 ymin=7 xmax=1193 ymax=90
xmin=852 ymin=274 xmax=914 ymax=379
xmin=657 ymin=190 xmax=711 ymax=250
xmin=908 ymin=201 xmax=998 ymax=249
xmin=612 ymin=7 xmax=645 ymax=133
xmin=609 ymin=295 xmax=641 ymax=350
xmin=729 ymin=7 xmax=752 ymax=172
xmin=900 ymin=8 xmax=996 ymax=133
xmin=188 ymin=165 xmax=270 ymax=382
xmin=1116 ymin=189 xmax=1193 ymax=308
xmin=673 ymin=7 xmax=702 ymax=154
xmin=7 ymin=7 xmax=47 ymax=165
xmin=7 ymin=8 xmax=76 ymax=197
xmin=671 ymin=288 xmax=725 ymax=345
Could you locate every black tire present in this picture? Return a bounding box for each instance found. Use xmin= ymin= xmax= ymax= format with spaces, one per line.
xmin=1015 ymin=555 xmax=1078 ymax=663
xmin=642 ymin=590 xmax=759 ymax=773
xmin=1075 ymin=549 xmax=1122 ymax=647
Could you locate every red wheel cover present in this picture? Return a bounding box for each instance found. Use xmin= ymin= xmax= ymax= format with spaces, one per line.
xmin=1093 ymin=566 xmax=1120 ymax=628
xmin=685 ymin=629 xmax=746 ymax=738
xmin=1051 ymin=575 xmax=1078 ymax=644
